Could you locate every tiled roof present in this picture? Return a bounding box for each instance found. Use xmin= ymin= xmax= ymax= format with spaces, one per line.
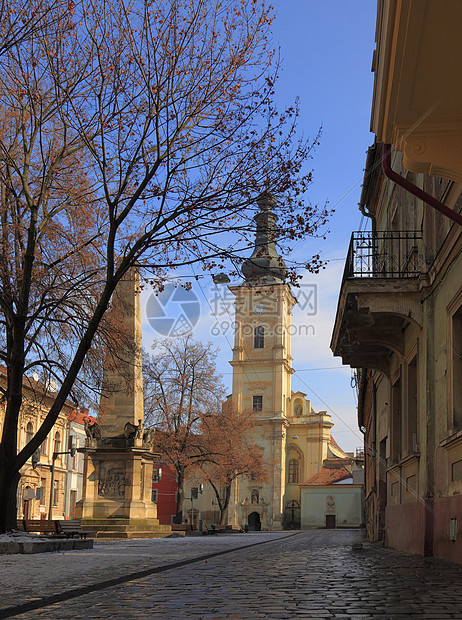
xmin=67 ymin=410 xmax=97 ymax=426
xmin=329 ymin=434 xmax=348 ymax=457
xmin=0 ymin=366 xmax=76 ymax=407
xmin=300 ymin=465 xmax=352 ymax=486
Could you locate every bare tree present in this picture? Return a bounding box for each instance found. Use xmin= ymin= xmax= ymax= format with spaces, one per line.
xmin=0 ymin=0 xmax=329 ymax=532
xmin=144 ymin=336 xmax=226 ymax=523
xmin=0 ymin=0 xmax=66 ymax=57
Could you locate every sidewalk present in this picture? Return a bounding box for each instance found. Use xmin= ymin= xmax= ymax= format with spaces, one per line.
xmin=0 ymin=532 xmax=293 ymax=618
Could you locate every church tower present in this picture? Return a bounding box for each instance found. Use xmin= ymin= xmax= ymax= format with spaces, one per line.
xmin=229 ymin=192 xmax=297 ymax=530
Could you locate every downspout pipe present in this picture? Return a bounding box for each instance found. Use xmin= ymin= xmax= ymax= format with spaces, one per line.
xmin=382 ymin=143 xmax=462 ymax=227
xmin=359 ymin=145 xmax=377 ymax=236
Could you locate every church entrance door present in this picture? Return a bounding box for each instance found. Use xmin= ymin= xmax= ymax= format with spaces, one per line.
xmin=326 ymin=514 xmax=336 ymax=529
xmin=248 ymin=511 xmax=261 ymax=531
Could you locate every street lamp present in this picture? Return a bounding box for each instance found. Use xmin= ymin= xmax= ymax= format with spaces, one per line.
xmin=48 ymin=438 xmax=77 ymax=520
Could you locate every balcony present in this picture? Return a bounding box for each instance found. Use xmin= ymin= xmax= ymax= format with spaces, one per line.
xmin=344 ymin=231 xmax=423 ymax=279
xmin=331 ymin=231 xmax=426 ymax=376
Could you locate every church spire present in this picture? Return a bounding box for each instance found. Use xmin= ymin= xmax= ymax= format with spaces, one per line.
xmin=241 ymin=191 xmax=288 ymax=284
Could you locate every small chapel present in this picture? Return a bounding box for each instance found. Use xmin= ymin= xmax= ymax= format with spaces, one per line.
xmin=187 ymin=192 xmax=360 ymax=531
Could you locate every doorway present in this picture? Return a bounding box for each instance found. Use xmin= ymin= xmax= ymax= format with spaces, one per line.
xmin=325 ymin=514 xmax=336 ymax=529
xmin=248 ymin=511 xmax=261 ymax=531
xmin=69 ymin=490 xmax=77 ymax=519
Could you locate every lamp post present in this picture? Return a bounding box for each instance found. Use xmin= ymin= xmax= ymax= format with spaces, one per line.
xmin=47 ymin=439 xmax=77 ymax=520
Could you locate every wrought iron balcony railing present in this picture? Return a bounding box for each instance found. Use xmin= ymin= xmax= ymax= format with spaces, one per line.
xmin=344 ymin=231 xmax=424 ymax=279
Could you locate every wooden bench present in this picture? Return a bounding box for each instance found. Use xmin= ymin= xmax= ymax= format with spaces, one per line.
xmin=56 ymin=520 xmax=95 ymax=539
xmin=17 ymin=518 xmax=95 ymax=539
xmin=17 ymin=519 xmax=61 ymax=536
xmin=209 ymin=524 xmax=226 ymax=534
xmin=171 ymin=524 xmax=193 ymax=532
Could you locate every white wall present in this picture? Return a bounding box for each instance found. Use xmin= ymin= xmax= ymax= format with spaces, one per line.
xmin=301 ymin=486 xmax=363 ymax=528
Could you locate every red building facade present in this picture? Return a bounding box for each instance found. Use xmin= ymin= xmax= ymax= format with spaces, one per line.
xmin=151 ymin=463 xmax=177 ymax=525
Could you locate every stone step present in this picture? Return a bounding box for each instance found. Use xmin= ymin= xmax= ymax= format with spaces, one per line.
xmin=94 ymin=530 xmax=179 ymax=539
xmin=85 ymin=524 xmax=171 ymax=533
xmin=81 ymin=519 xmax=161 ymax=526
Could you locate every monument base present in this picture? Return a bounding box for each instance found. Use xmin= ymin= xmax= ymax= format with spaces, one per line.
xmin=76 ymin=441 xmax=171 ymax=538
xmin=80 ymin=518 xmax=173 ymax=539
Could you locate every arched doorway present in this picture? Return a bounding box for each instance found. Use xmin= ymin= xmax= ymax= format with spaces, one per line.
xmin=248 ymin=511 xmax=261 ymax=531
xmin=23 ymin=486 xmax=33 ymax=519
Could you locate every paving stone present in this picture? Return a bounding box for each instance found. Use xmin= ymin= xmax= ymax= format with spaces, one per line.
xmin=2 ymin=530 xmax=462 ymax=619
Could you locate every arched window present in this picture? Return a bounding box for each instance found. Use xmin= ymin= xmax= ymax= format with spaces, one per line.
xmin=254 ymin=326 xmax=264 ymax=349
xmin=25 ymin=422 xmax=33 ymax=445
xmin=288 ymin=459 xmax=299 ymax=484
xmin=53 ymin=431 xmax=61 ymax=455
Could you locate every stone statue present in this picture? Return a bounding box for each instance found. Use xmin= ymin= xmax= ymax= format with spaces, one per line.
xmin=124 ymin=421 xmax=137 ymax=440
xmin=84 ymin=419 xmax=102 ymax=440
xmin=135 ymin=419 xmax=144 ymax=440
xmin=143 ymin=427 xmax=155 ymax=445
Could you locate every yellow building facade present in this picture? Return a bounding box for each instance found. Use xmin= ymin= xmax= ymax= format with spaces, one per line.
xmin=0 ymin=369 xmax=77 ymax=521
xmin=189 ymin=192 xmax=348 ymax=531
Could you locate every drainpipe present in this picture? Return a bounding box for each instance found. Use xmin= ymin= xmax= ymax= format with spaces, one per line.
xmin=371 ymin=372 xmax=377 ymax=462
xmin=382 ymin=143 xmax=462 ymax=226
xmin=358 ymin=145 xmax=378 ymax=237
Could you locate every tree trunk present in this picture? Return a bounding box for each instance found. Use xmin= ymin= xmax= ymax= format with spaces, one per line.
xmin=174 ymin=466 xmax=185 ymax=524
xmin=0 ymin=465 xmax=20 ymax=532
xmin=218 ymin=485 xmax=232 ymax=526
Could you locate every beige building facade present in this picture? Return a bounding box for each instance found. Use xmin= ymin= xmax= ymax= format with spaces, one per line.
xmin=331 ymin=0 xmax=462 ymax=562
xmin=0 ymin=368 xmax=78 ymax=521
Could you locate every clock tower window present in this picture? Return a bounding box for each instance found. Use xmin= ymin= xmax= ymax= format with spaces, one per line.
xmin=253 ymin=395 xmax=263 ymax=411
xmin=254 ymin=326 xmax=265 ymax=349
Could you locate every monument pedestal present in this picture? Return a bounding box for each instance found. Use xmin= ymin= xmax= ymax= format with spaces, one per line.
xmin=77 ymin=267 xmax=171 ymax=538
xmin=77 ymin=437 xmax=171 ymax=538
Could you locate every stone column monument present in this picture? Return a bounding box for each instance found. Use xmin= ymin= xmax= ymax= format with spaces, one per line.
xmin=76 ymin=266 xmax=171 ymax=538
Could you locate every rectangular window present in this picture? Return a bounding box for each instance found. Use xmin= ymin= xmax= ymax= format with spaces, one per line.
xmin=452 ymin=459 xmax=462 ymax=482
xmin=406 ymin=475 xmax=416 ymax=493
xmin=53 ymin=481 xmax=59 ymax=506
xmin=254 ymin=326 xmax=264 ymax=349
xmin=391 ymin=377 xmax=402 ymax=463
xmin=152 ymin=468 xmax=162 ymax=483
xmin=453 ymin=306 xmax=462 ymax=428
xmin=407 ymin=356 xmax=418 ymax=452
xmin=151 ymin=489 xmax=158 ymax=503
xmin=69 ymin=490 xmax=77 ymax=519
xmin=40 ymin=479 xmax=46 ymax=506
xmin=253 ymin=395 xmax=263 ymax=411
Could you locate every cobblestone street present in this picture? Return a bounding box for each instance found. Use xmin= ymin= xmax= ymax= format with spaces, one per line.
xmin=2 ymin=530 xmax=462 ymax=619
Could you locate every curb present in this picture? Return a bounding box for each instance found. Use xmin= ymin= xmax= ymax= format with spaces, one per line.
xmin=0 ymin=538 xmax=93 ymax=554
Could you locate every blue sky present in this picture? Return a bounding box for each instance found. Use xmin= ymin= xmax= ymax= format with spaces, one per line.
xmin=141 ymin=1 xmax=378 ymax=453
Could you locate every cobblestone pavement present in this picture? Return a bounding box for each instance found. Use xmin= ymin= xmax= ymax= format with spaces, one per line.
xmin=2 ymin=530 xmax=462 ymax=619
